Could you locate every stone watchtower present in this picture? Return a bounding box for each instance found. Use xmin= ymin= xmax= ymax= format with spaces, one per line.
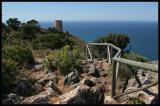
xmin=54 ymin=20 xmax=63 ymax=32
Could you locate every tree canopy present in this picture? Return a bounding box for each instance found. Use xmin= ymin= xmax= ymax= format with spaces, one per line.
xmin=6 ymin=17 xmax=21 ymax=31
xmin=20 ymin=19 xmax=40 ymax=40
xmin=94 ymin=33 xmax=130 ymax=50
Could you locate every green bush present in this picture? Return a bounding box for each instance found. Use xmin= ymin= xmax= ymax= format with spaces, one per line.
xmin=2 ymin=45 xmax=35 ymax=69
xmin=2 ymin=45 xmax=35 ymax=95
xmin=20 ymin=23 xmax=40 ymax=40
xmin=94 ymin=33 xmax=130 ymax=50
xmin=93 ymin=33 xmax=130 ymax=58
xmin=6 ymin=17 xmax=21 ymax=31
xmin=123 ymin=51 xmax=149 ymax=62
xmin=32 ymin=33 xmax=74 ymax=50
xmin=2 ymin=59 xmax=19 ymax=84
xmin=43 ymin=45 xmax=81 ymax=75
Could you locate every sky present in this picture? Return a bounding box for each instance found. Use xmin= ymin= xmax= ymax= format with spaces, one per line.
xmin=2 ymin=2 xmax=158 ymax=22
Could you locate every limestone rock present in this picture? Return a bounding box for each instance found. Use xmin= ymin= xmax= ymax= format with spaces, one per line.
xmin=21 ymin=91 xmax=52 ymax=104
xmin=45 ymin=80 xmax=62 ymax=95
xmin=104 ymin=96 xmax=120 ymax=104
xmin=64 ymin=69 xmax=80 ymax=85
xmin=83 ymin=79 xmax=95 ymax=87
xmin=87 ymin=64 xmax=100 ymax=78
xmin=34 ymin=64 xmax=43 ymax=71
xmin=14 ymin=78 xmax=35 ymax=96
xmin=58 ymin=84 xmax=104 ymax=104
xmin=35 ymin=58 xmax=43 ymax=64
xmin=2 ymin=93 xmax=23 ymax=104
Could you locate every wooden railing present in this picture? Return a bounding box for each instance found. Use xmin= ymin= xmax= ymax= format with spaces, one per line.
xmin=85 ymin=43 xmax=158 ymax=99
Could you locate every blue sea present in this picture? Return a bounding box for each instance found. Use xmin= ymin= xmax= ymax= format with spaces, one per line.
xmin=39 ymin=21 xmax=158 ymax=61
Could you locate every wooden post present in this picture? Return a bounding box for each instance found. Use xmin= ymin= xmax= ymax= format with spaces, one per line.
xmin=107 ymin=46 xmax=111 ymax=64
xmin=86 ymin=45 xmax=92 ymax=60
xmin=112 ymin=60 xmax=117 ymax=97
xmin=107 ymin=46 xmax=109 ymax=62
xmin=115 ymin=62 xmax=119 ymax=79
xmin=110 ymin=46 xmax=113 ymax=64
xmin=86 ymin=45 xmax=87 ymax=59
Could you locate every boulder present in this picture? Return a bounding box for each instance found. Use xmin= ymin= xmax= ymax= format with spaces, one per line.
xmin=45 ymin=80 xmax=62 ymax=95
xmin=35 ymin=58 xmax=43 ymax=64
xmin=64 ymin=69 xmax=80 ymax=85
xmin=21 ymin=91 xmax=53 ymax=104
xmin=83 ymin=79 xmax=95 ymax=87
xmin=37 ymin=74 xmax=56 ymax=85
xmin=2 ymin=93 xmax=23 ymax=104
xmin=34 ymin=82 xmax=45 ymax=94
xmin=90 ymin=77 xmax=107 ymax=85
xmin=34 ymin=64 xmax=43 ymax=71
xmin=100 ymin=71 xmax=108 ymax=77
xmin=104 ymin=96 xmax=120 ymax=104
xmin=122 ymin=85 xmax=158 ymax=104
xmin=87 ymin=64 xmax=100 ymax=78
xmin=14 ymin=78 xmax=35 ymax=96
xmin=58 ymin=85 xmax=104 ymax=104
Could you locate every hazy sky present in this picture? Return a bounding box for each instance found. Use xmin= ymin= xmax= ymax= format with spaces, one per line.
xmin=2 ymin=2 xmax=158 ymax=22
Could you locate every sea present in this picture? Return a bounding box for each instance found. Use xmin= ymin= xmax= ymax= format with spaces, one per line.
xmin=39 ymin=21 xmax=158 ymax=61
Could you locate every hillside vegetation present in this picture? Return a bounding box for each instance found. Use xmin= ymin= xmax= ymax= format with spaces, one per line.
xmin=2 ymin=18 xmax=156 ymax=105
xmin=2 ymin=18 xmax=86 ymax=96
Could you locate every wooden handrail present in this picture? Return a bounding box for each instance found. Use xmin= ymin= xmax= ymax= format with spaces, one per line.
xmin=113 ymin=80 xmax=158 ymax=99
xmin=113 ymin=57 xmax=158 ymax=72
xmin=85 ymin=42 xmax=158 ymax=99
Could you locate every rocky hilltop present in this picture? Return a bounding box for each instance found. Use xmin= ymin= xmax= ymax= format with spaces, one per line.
xmin=2 ymin=58 xmax=158 ymax=104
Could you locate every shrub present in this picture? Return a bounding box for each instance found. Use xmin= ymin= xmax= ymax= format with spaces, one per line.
xmin=94 ymin=33 xmax=130 ymax=50
xmin=2 ymin=45 xmax=35 ymax=96
xmin=123 ymin=51 xmax=149 ymax=62
xmin=32 ymin=33 xmax=73 ymax=50
xmin=6 ymin=17 xmax=21 ymax=31
xmin=2 ymin=45 xmax=35 ymax=69
xmin=20 ymin=22 xmax=40 ymax=40
xmin=43 ymin=45 xmax=82 ymax=75
xmin=93 ymin=33 xmax=130 ymax=58
xmin=118 ymin=52 xmax=149 ymax=81
xmin=2 ymin=59 xmax=19 ymax=85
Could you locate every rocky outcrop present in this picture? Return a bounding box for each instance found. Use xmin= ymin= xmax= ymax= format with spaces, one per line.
xmin=64 ymin=69 xmax=80 ymax=85
xmin=57 ymin=77 xmax=105 ymax=104
xmin=13 ymin=78 xmax=36 ymax=96
xmin=104 ymin=96 xmax=120 ymax=104
xmin=83 ymin=79 xmax=95 ymax=87
xmin=34 ymin=64 xmax=43 ymax=71
xmin=21 ymin=80 xmax=61 ymax=104
xmin=120 ymin=84 xmax=158 ymax=104
xmin=35 ymin=58 xmax=43 ymax=64
xmin=21 ymin=91 xmax=52 ymax=104
xmin=90 ymin=77 xmax=107 ymax=85
xmin=33 ymin=58 xmax=43 ymax=71
xmin=45 ymin=80 xmax=62 ymax=96
xmin=82 ymin=60 xmax=110 ymax=78
xmin=2 ymin=93 xmax=23 ymax=104
xmin=87 ymin=64 xmax=100 ymax=77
